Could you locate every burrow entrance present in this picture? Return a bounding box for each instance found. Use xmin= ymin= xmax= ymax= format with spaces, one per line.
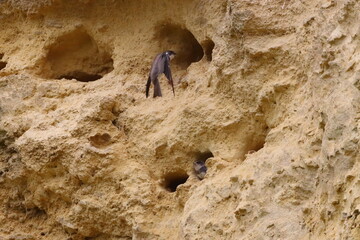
xmin=154 ymin=23 xmax=205 ymax=70
xmin=161 ymin=170 xmax=189 ymax=192
xmin=195 ymin=150 xmax=214 ymax=162
xmin=193 ymin=150 xmax=213 ymax=180
xmin=0 ymin=53 xmax=7 ymax=70
xmin=41 ymin=28 xmax=113 ymax=82
xmin=201 ymin=39 xmax=215 ymax=62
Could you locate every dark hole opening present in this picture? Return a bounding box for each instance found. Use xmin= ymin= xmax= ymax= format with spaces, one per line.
xmin=0 ymin=61 xmax=7 ymax=70
xmin=196 ymin=151 xmax=214 ymax=162
xmin=252 ymin=139 xmax=265 ymax=152
xmin=154 ymin=23 xmax=204 ymax=70
xmin=27 ymin=206 xmax=47 ymax=218
xmin=58 ymin=71 xmax=102 ymax=82
xmin=42 ymin=28 xmax=114 ymax=82
xmin=162 ymin=170 xmax=189 ymax=192
xmin=202 ymin=39 xmax=215 ymax=61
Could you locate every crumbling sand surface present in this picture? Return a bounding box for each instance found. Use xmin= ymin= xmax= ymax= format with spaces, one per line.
xmin=0 ymin=0 xmax=360 ymax=239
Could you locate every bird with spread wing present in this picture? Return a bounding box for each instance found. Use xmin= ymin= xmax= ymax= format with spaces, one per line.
xmin=146 ymin=50 xmax=176 ymax=98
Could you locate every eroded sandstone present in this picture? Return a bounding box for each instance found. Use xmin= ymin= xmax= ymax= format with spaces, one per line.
xmin=0 ymin=0 xmax=360 ymax=239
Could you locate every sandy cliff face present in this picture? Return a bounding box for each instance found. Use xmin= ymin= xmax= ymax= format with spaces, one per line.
xmin=0 ymin=0 xmax=360 ymax=239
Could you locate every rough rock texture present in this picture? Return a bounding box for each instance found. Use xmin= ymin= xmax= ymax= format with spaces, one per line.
xmin=1 ymin=0 xmax=360 ymax=239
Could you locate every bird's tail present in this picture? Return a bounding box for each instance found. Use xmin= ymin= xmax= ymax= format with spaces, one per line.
xmin=145 ymin=76 xmax=151 ymax=98
xmin=153 ymin=78 xmax=162 ymax=97
xmin=170 ymin=80 xmax=175 ymax=96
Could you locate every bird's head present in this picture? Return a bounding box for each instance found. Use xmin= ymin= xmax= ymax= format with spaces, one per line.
xmin=193 ymin=161 xmax=204 ymax=167
xmin=166 ymin=50 xmax=176 ymax=60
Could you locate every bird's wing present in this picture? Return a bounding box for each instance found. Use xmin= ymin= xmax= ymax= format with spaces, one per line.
xmin=163 ymin=56 xmax=175 ymax=96
xmin=145 ymin=76 xmax=151 ymax=98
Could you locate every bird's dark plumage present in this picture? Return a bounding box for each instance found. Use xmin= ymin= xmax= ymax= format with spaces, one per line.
xmin=193 ymin=161 xmax=207 ymax=180
xmin=146 ymin=50 xmax=176 ymax=98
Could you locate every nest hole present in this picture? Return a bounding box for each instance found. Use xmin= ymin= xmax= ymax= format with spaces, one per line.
xmin=41 ymin=28 xmax=113 ymax=82
xmin=0 ymin=61 xmax=6 ymax=70
xmin=0 ymin=53 xmax=6 ymax=70
xmin=26 ymin=206 xmax=47 ymax=218
xmin=161 ymin=170 xmax=189 ymax=192
xmin=196 ymin=151 xmax=214 ymax=162
xmin=252 ymin=139 xmax=265 ymax=152
xmin=201 ymin=39 xmax=215 ymax=61
xmin=59 ymin=72 xmax=102 ymax=82
xmin=155 ymin=23 xmax=204 ymax=70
